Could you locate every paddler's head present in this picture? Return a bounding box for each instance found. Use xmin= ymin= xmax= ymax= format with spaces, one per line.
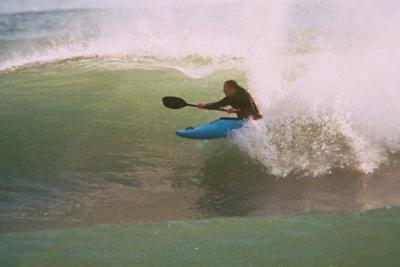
xmin=223 ymin=80 xmax=244 ymax=97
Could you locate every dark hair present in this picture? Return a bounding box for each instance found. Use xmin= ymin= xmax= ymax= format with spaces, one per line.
xmin=224 ymin=80 xmax=247 ymax=94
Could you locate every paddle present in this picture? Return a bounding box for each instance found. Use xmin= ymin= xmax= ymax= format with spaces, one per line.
xmin=162 ymin=96 xmax=228 ymax=112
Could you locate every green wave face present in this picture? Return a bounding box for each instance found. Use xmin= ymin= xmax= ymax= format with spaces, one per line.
xmin=0 ymin=59 xmax=257 ymax=231
xmin=2 ymin=58 xmax=400 ymax=234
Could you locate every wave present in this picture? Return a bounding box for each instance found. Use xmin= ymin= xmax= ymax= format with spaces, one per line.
xmin=1 ymin=0 xmax=400 ymax=178
xmin=0 ymin=54 xmax=244 ymax=81
xmin=1 ymin=57 xmax=400 ymax=232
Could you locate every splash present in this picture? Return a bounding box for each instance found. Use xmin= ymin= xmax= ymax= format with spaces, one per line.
xmin=232 ymin=0 xmax=400 ymax=176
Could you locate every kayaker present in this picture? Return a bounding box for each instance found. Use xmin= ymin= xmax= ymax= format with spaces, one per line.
xmin=197 ymin=80 xmax=262 ymax=120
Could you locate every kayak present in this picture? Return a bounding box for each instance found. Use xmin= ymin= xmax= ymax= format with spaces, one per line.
xmin=176 ymin=117 xmax=245 ymax=139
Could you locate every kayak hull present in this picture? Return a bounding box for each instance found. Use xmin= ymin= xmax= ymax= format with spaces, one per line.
xmin=176 ymin=118 xmax=245 ymax=139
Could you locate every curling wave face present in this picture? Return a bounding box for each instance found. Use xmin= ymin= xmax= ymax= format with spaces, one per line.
xmin=1 ymin=0 xmax=399 ymax=176
xmin=1 ymin=0 xmax=400 ymax=231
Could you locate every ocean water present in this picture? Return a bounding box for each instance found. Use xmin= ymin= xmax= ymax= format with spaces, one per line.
xmin=1 ymin=0 xmax=400 ymax=265
xmin=1 ymin=209 xmax=400 ymax=266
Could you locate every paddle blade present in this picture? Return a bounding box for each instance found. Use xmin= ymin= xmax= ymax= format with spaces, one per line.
xmin=162 ymin=96 xmax=188 ymax=109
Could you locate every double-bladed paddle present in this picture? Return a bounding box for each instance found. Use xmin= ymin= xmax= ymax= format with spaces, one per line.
xmin=162 ymin=96 xmax=228 ymax=112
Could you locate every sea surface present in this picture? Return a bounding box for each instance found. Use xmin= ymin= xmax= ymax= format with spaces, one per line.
xmin=1 ymin=0 xmax=400 ymax=265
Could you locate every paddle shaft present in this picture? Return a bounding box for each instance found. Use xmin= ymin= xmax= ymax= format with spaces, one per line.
xmin=185 ymin=103 xmax=228 ymax=112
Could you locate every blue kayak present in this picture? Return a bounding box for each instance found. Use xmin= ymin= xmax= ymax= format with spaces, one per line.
xmin=176 ymin=117 xmax=245 ymax=139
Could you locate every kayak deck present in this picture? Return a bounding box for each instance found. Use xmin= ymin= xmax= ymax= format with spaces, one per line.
xmin=176 ymin=117 xmax=245 ymax=139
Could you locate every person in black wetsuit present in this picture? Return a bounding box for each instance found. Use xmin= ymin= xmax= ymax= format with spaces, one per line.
xmin=197 ymin=80 xmax=262 ymax=120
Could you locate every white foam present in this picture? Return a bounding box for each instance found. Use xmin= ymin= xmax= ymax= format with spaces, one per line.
xmin=232 ymin=0 xmax=400 ymax=176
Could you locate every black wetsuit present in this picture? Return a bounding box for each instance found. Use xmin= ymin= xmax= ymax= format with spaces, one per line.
xmin=204 ymin=90 xmax=262 ymax=120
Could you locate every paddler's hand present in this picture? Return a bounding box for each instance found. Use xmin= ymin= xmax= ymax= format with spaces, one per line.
xmin=197 ymin=103 xmax=205 ymax=109
xmin=228 ymin=108 xmax=239 ymax=113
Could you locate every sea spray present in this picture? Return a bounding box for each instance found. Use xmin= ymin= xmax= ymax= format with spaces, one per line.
xmin=232 ymin=0 xmax=400 ymax=176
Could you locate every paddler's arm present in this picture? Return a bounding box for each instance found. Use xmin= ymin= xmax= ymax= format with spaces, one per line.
xmin=197 ymin=97 xmax=230 ymax=110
